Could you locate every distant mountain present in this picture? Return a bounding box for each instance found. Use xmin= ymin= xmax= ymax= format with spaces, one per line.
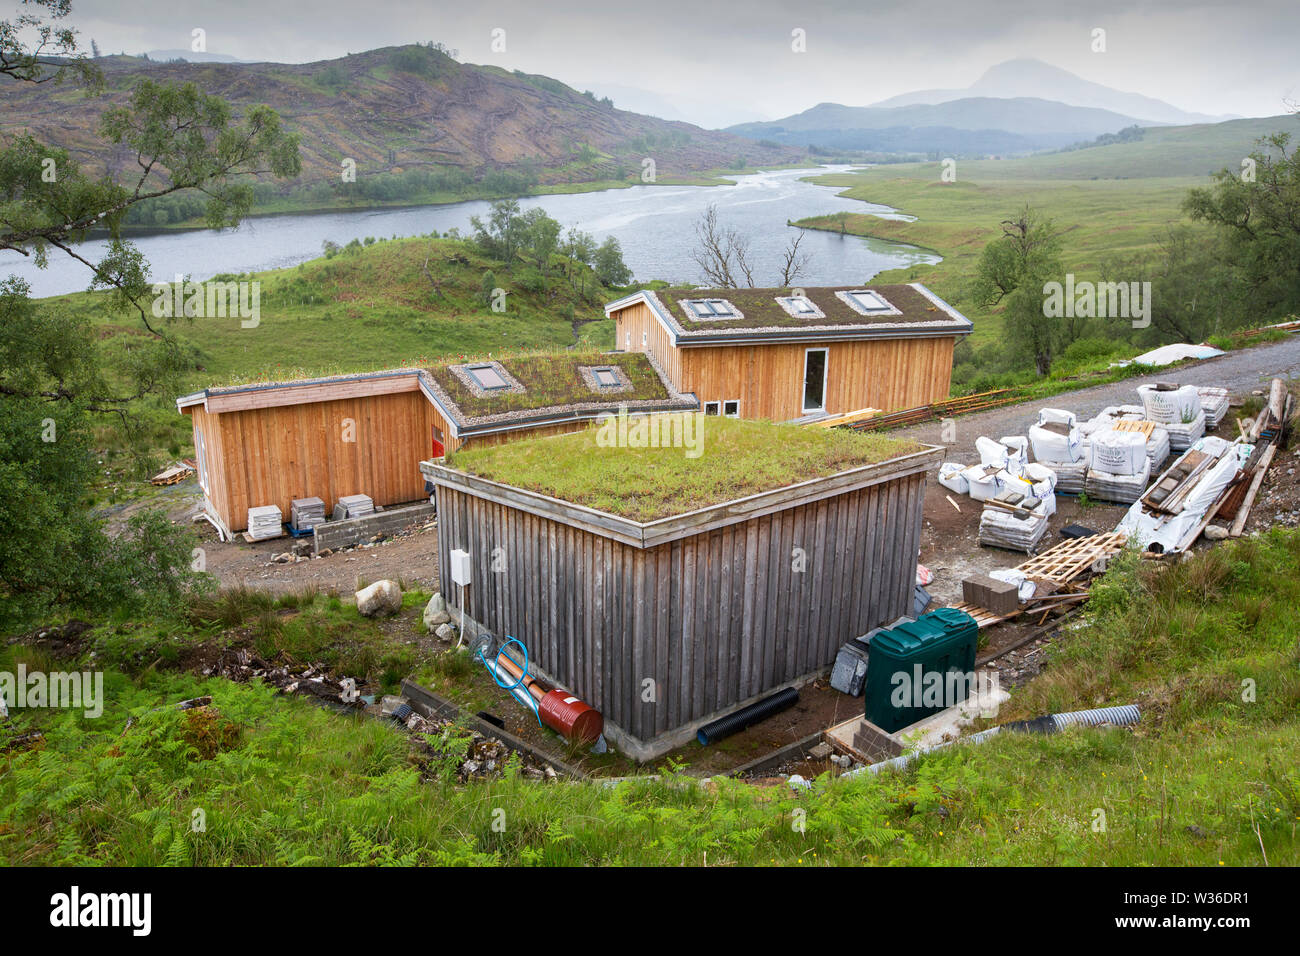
xmin=728 ymin=96 xmax=1152 ymax=155
xmin=143 ymin=49 xmax=249 ymax=64
xmin=869 ymin=58 xmax=1235 ymax=126
xmin=0 ymin=45 xmax=800 ymax=195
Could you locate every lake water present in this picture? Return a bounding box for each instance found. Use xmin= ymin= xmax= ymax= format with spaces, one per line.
xmin=2 ymin=166 xmax=939 ymax=298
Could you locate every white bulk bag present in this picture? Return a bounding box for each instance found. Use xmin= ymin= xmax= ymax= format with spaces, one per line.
xmin=1029 ymin=422 xmax=1084 ymax=464
xmin=964 ymin=464 xmax=1005 ymax=502
xmin=1137 ymin=384 xmax=1202 ymax=425
xmin=999 ymin=436 xmax=1029 ymax=476
xmin=975 ymin=436 xmax=1010 ymax=470
xmin=1037 ymin=408 xmax=1077 ymax=428
xmin=938 ymin=462 xmax=970 ymax=495
xmin=1090 ymin=429 xmax=1148 ymax=476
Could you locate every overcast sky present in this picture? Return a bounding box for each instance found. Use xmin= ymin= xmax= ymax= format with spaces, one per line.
xmin=61 ymin=0 xmax=1299 ymax=125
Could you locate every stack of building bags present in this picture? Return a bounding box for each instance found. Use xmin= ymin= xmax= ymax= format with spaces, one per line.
xmin=937 ymin=436 xmax=1057 ymax=553
xmin=1137 ymin=383 xmax=1205 ymax=451
xmin=1029 ymin=408 xmax=1088 ymax=494
xmin=1085 ymin=428 xmax=1151 ymax=504
xmin=1085 ymin=405 xmax=1170 ymax=472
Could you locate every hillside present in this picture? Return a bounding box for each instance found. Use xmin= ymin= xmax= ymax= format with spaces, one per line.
xmin=0 ymin=45 xmax=802 ymax=210
xmin=793 ymin=113 xmax=1300 ymax=347
xmin=729 ymin=96 xmax=1153 ymax=155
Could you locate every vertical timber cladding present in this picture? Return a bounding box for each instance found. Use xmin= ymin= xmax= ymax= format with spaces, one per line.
xmin=204 ymin=390 xmax=438 ymax=531
xmin=427 ymin=446 xmax=939 ymax=758
xmin=613 ymin=300 xmax=957 ymax=419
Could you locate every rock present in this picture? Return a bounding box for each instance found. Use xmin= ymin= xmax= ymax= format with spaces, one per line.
xmin=435 ymin=622 xmax=457 ymax=642
xmin=808 ymin=743 xmax=832 ymax=760
xmin=1204 ymin=525 xmax=1230 ymax=540
xmin=423 ymin=592 xmax=451 ymax=628
xmin=356 ymin=579 xmax=402 ymax=617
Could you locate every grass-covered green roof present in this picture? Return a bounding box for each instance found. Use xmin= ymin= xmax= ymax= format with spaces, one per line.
xmin=424 ymin=350 xmax=684 ymax=425
xmin=447 ymin=416 xmax=924 ymax=521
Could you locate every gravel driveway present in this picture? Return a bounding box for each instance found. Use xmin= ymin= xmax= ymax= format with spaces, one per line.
xmin=892 ymin=335 xmax=1300 ymax=457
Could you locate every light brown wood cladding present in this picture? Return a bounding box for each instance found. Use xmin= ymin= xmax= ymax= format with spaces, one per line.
xmin=186 ymin=391 xmax=438 ymax=531
xmin=613 ymin=301 xmax=957 ymax=419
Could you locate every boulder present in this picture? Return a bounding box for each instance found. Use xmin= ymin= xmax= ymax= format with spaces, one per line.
xmin=423 ymin=592 xmax=451 ymax=628
xmin=435 ymin=622 xmax=457 ymax=642
xmin=356 ymin=579 xmax=402 ymax=617
xmin=1203 ymin=525 xmax=1230 ymax=541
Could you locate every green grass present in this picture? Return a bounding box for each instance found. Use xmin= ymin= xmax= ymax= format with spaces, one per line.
xmin=793 ymin=114 xmax=1300 ymax=348
xmin=447 ymin=416 xmax=922 ymax=521
xmin=3 ymin=530 xmax=1298 ymax=865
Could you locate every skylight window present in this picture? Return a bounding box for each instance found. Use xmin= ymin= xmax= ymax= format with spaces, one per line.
xmin=593 ymin=367 xmax=621 ymax=387
xmin=775 ymin=294 xmax=825 ymax=319
xmin=683 ymin=298 xmax=740 ymax=320
xmin=843 ymin=290 xmax=896 ymax=314
xmin=467 ymin=364 xmax=510 ymax=390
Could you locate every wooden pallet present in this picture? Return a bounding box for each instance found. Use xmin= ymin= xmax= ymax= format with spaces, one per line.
xmin=1111 ymin=419 xmax=1156 ymax=440
xmin=1013 ymin=532 xmax=1128 ymax=584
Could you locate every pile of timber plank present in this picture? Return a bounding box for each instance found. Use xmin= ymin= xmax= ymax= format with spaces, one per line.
xmin=150 ymin=462 xmax=195 ymax=486
xmin=333 ymin=494 xmax=375 ymax=521
xmin=246 ymin=505 xmax=284 ymax=541
xmin=290 ymin=497 xmax=326 ymax=532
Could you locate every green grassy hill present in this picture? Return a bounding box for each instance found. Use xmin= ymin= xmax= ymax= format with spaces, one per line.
xmin=796 ymin=114 xmax=1300 ymax=347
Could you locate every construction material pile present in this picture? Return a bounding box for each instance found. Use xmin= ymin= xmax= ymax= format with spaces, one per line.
xmin=1028 ymin=408 xmax=1088 ymax=494
xmin=290 ymin=496 xmax=326 ymax=532
xmin=1136 ymin=383 xmax=1206 ymax=451
xmin=246 ymin=504 xmax=283 ymax=540
xmin=1196 ymin=387 xmax=1229 ymax=430
xmin=938 ymin=434 xmax=1058 ymax=552
xmin=333 ymin=493 xmax=375 ymax=520
xmin=1116 ymin=436 xmax=1249 ymax=552
xmin=1085 ymin=428 xmax=1152 ymax=504
xmin=1086 ymin=406 xmax=1171 ymax=472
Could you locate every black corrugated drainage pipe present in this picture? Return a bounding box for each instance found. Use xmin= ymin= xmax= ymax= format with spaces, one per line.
xmin=697 ymin=687 xmax=799 ymax=745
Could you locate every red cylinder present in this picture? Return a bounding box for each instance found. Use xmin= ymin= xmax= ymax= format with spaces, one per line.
xmin=538 ymin=689 xmax=604 ymax=743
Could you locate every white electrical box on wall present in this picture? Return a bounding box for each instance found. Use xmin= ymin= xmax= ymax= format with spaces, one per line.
xmin=449 ymin=549 xmax=472 ymax=586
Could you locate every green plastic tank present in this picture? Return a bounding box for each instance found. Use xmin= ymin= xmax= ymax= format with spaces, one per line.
xmin=862 ymin=608 xmax=979 ymax=733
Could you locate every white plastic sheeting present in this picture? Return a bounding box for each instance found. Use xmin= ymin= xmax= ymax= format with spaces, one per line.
xmin=1116 ymin=439 xmax=1250 ymax=552
xmin=989 ymin=567 xmax=1037 ymax=602
xmin=1127 ymin=343 xmax=1224 ymax=367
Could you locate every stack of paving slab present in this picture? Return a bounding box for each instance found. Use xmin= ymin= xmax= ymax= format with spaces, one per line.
xmin=1196 ymin=387 xmax=1230 ymax=431
xmin=1028 ymin=408 xmax=1088 ymax=495
xmin=1085 ymin=428 xmax=1151 ymax=504
xmin=979 ymin=493 xmax=1052 ymax=553
xmin=246 ymin=504 xmax=284 ymax=540
xmin=290 ymin=496 xmax=326 ymax=532
xmin=1137 ymin=383 xmax=1206 ymax=452
xmin=332 ymin=493 xmax=375 ymax=521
